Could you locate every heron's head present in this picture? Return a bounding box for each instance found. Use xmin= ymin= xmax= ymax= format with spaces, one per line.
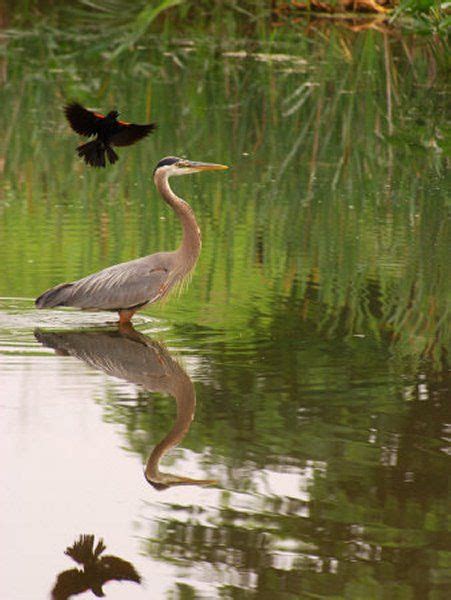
xmin=154 ymin=156 xmax=228 ymax=178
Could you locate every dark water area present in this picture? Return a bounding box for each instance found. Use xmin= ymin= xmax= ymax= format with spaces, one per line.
xmin=0 ymin=25 xmax=450 ymax=600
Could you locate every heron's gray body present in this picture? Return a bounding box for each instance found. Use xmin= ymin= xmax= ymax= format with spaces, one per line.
xmin=35 ymin=252 xmax=176 ymax=311
xmin=35 ymin=157 xmax=226 ymax=321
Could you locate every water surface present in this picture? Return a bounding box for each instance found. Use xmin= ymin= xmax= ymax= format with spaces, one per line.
xmin=0 ymin=27 xmax=449 ymax=599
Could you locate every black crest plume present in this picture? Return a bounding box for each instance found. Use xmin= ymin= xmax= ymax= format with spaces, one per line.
xmin=64 ymin=102 xmax=156 ymax=168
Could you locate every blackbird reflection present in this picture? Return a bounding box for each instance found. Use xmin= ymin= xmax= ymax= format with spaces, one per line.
xmin=35 ymin=324 xmax=216 ymax=489
xmin=51 ymin=534 xmax=140 ymax=599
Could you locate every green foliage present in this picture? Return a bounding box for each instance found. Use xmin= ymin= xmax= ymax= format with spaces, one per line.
xmin=108 ymin=0 xmax=186 ymax=58
xmin=5 ymin=0 xmax=449 ymax=40
xmin=391 ymin=0 xmax=450 ymax=35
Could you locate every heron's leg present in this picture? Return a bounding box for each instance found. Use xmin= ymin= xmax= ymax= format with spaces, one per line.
xmin=118 ymin=321 xmax=136 ymax=336
xmin=118 ymin=309 xmax=136 ymax=325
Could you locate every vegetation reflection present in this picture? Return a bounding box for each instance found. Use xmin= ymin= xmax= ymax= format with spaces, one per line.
xmin=1 ymin=15 xmax=449 ymax=599
xmin=1 ymin=29 xmax=448 ymax=366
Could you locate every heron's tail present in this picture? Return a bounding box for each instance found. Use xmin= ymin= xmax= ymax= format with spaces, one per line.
xmin=35 ymin=282 xmax=74 ymax=308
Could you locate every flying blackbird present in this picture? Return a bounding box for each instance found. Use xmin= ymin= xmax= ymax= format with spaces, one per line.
xmin=64 ymin=102 xmax=156 ymax=168
xmin=51 ymin=534 xmax=141 ymax=599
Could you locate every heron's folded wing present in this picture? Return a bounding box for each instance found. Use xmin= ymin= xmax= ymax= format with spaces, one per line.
xmin=67 ymin=258 xmax=169 ymax=310
xmin=64 ymin=103 xmax=105 ymax=137
xmin=110 ymin=123 xmax=156 ymax=147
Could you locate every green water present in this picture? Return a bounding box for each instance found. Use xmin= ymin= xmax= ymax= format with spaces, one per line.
xmin=0 ymin=27 xmax=449 ymax=600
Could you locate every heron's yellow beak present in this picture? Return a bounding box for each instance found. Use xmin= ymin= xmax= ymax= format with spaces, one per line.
xmin=183 ymin=161 xmax=228 ymax=172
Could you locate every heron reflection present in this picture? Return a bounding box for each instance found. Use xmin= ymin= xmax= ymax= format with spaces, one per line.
xmin=51 ymin=534 xmax=140 ymax=599
xmin=35 ymin=324 xmax=216 ymax=489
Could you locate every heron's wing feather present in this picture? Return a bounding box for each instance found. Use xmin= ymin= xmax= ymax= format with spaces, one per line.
xmin=67 ymin=256 xmax=171 ymax=310
xmin=110 ymin=123 xmax=156 ymax=147
xmin=64 ymin=103 xmax=104 ymax=137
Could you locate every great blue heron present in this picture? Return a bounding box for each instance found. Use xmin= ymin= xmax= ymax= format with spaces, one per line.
xmin=35 ymin=157 xmax=228 ymax=324
xmin=35 ymin=324 xmax=217 ymax=489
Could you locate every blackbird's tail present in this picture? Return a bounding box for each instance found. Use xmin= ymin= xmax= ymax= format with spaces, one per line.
xmin=105 ymin=145 xmax=119 ymax=165
xmin=76 ymin=140 xmax=106 ymax=168
xmin=76 ymin=140 xmax=119 ymax=167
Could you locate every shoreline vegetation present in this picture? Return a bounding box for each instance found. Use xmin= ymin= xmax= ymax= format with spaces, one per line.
xmin=2 ymin=0 xmax=450 ymax=39
xmin=274 ymin=0 xmax=450 ymax=36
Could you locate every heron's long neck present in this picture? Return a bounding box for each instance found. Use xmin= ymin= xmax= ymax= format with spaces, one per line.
xmin=155 ymin=172 xmax=201 ymax=270
xmin=144 ymin=375 xmax=196 ymax=483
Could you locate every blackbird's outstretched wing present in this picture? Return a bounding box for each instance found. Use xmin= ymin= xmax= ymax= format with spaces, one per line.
xmin=110 ymin=123 xmax=156 ymax=147
xmin=99 ymin=555 xmax=142 ymax=584
xmin=51 ymin=568 xmax=89 ymax=600
xmin=65 ymin=534 xmax=100 ymax=565
xmin=64 ymin=102 xmax=105 ymax=137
